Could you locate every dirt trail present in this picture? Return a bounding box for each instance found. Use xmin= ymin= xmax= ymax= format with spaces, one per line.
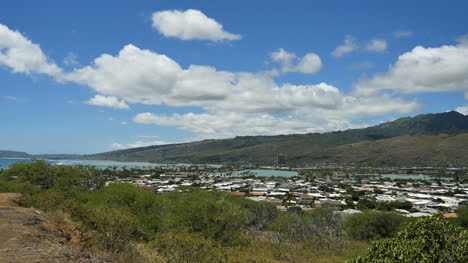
xmin=0 ymin=193 xmax=106 ymax=263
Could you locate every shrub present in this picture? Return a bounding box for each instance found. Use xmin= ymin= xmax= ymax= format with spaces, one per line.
xmin=270 ymin=208 xmax=342 ymax=242
xmin=0 ymin=179 xmax=39 ymax=195
xmin=456 ymin=205 xmax=468 ymax=228
xmin=344 ymin=212 xmax=404 ymax=240
xmin=351 ymin=215 xmax=468 ymax=263
xmin=79 ymin=205 xmax=143 ymax=252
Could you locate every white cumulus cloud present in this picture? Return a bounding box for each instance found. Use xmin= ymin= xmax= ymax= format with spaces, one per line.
xmin=0 ymin=24 xmax=62 ymax=76
xmin=152 ymin=9 xmax=241 ymax=41
xmin=356 ymin=43 xmax=468 ymax=96
xmin=133 ymin=94 xmax=418 ymax=139
xmin=331 ymin=35 xmax=356 ymax=57
xmin=60 ymin=43 xmax=419 ymax=138
xmin=270 ymin=48 xmax=322 ymax=74
xmin=0 ymin=24 xmax=419 ymax=139
xmin=110 ymin=140 xmax=172 ymax=150
xmin=133 ymin=111 xmax=366 ymax=137
xmin=85 ymin=94 xmax=129 ymax=109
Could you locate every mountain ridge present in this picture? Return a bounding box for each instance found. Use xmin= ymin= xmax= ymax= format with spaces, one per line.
xmin=0 ymin=150 xmax=31 ymax=158
xmin=86 ymin=111 xmax=468 ymax=165
xmin=3 ymin=111 xmax=467 ymax=165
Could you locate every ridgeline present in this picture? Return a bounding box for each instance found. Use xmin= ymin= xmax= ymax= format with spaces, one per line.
xmin=3 ymin=111 xmax=468 ymax=166
xmin=87 ymin=111 xmax=468 ymax=166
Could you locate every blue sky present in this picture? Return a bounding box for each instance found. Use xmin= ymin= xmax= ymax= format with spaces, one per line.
xmin=1 ymin=0 xmax=468 ymax=154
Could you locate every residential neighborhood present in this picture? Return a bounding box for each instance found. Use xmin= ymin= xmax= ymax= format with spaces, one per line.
xmin=105 ymin=165 xmax=468 ymax=217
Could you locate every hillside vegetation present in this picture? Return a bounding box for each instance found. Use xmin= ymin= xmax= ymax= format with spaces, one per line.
xmin=0 ymin=160 xmax=368 ymax=262
xmin=1 ymin=161 xmax=467 ymax=262
xmin=88 ymin=111 xmax=468 ymax=165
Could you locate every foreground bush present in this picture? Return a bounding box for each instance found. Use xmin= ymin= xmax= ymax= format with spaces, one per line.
xmin=456 ymin=205 xmax=468 ymax=228
xmin=343 ymin=211 xmax=404 ymax=240
xmin=1 ymin=161 xmax=367 ymax=262
xmin=350 ymin=215 xmax=468 ymax=263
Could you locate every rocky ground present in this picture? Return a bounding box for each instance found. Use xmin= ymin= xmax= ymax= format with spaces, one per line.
xmin=0 ymin=193 xmax=106 ymax=263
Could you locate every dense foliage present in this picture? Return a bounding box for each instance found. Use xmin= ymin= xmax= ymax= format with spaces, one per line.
xmin=351 ymin=215 xmax=468 ymax=263
xmin=455 ymin=205 xmax=468 ymax=228
xmin=0 ymin=161 xmax=366 ymax=262
xmin=1 ymin=160 xmax=467 ymax=262
xmin=343 ymin=212 xmax=405 ymax=240
xmin=356 ymin=199 xmax=413 ymax=211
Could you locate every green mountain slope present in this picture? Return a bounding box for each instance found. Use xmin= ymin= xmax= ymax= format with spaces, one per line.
xmin=310 ymin=133 xmax=468 ymax=166
xmin=0 ymin=150 xmax=31 ymax=158
xmin=87 ymin=111 xmax=468 ymax=165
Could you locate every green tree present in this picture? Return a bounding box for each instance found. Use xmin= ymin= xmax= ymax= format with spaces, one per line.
xmin=456 ymin=205 xmax=468 ymax=228
xmin=344 ymin=212 xmax=404 ymax=240
xmin=351 ymin=215 xmax=468 ymax=263
xmin=270 ymin=208 xmax=342 ymax=243
xmin=150 ymin=232 xmax=222 ymax=263
xmin=84 ymin=205 xmax=143 ymax=252
xmin=356 ymin=198 xmax=376 ymax=210
xmin=2 ymin=160 xmax=57 ymax=189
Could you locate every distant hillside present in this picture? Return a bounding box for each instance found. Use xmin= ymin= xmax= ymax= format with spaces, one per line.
xmin=0 ymin=152 xmax=82 ymax=160
xmin=0 ymin=150 xmax=31 ymax=158
xmin=307 ymin=133 xmax=468 ymax=166
xmin=87 ymin=111 xmax=468 ymax=165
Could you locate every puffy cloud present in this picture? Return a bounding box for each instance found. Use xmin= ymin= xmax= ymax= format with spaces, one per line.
xmin=152 ymin=9 xmax=241 ymax=41
xmin=133 ymin=111 xmax=368 ymax=137
xmin=332 ymin=36 xmax=387 ymax=56
xmin=66 ymin=44 xmax=182 ymax=104
xmin=0 ymin=24 xmax=62 ymax=76
xmin=62 ymin=43 xmax=418 ymax=137
xmin=393 ymin=31 xmax=413 ymax=38
xmin=296 ymin=53 xmax=322 ymax=74
xmin=455 ymin=106 xmax=468 ymax=115
xmin=110 ymin=140 xmax=172 ymax=150
xmin=270 ymin=48 xmax=322 ymax=74
xmin=0 ymin=23 xmax=433 ymax=140
xmin=270 ymin=48 xmax=296 ymax=68
xmin=85 ymin=94 xmax=129 ymax=109
xmin=355 ymin=43 xmax=468 ymax=96
xmin=134 ymin=95 xmax=417 ymax=138
xmin=365 ymin=39 xmax=387 ymax=52
xmin=331 ymin=35 xmax=356 ymax=57
xmin=132 ymin=85 xmax=418 ymax=138
xmin=65 ymin=44 xmax=235 ymax=107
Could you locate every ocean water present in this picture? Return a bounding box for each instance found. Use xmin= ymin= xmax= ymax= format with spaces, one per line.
xmin=0 ymin=158 xmax=33 ymax=169
xmin=49 ymin=159 xmax=185 ymax=169
xmin=381 ymin=174 xmax=435 ymax=180
xmin=0 ymin=158 xmax=221 ymax=170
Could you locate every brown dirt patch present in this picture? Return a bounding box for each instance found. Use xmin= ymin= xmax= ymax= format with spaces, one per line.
xmin=0 ymin=193 xmax=106 ymax=263
xmin=0 ymin=193 xmax=22 ymax=206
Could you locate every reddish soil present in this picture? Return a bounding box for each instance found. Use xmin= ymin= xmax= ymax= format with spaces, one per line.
xmin=0 ymin=193 xmax=106 ymax=263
